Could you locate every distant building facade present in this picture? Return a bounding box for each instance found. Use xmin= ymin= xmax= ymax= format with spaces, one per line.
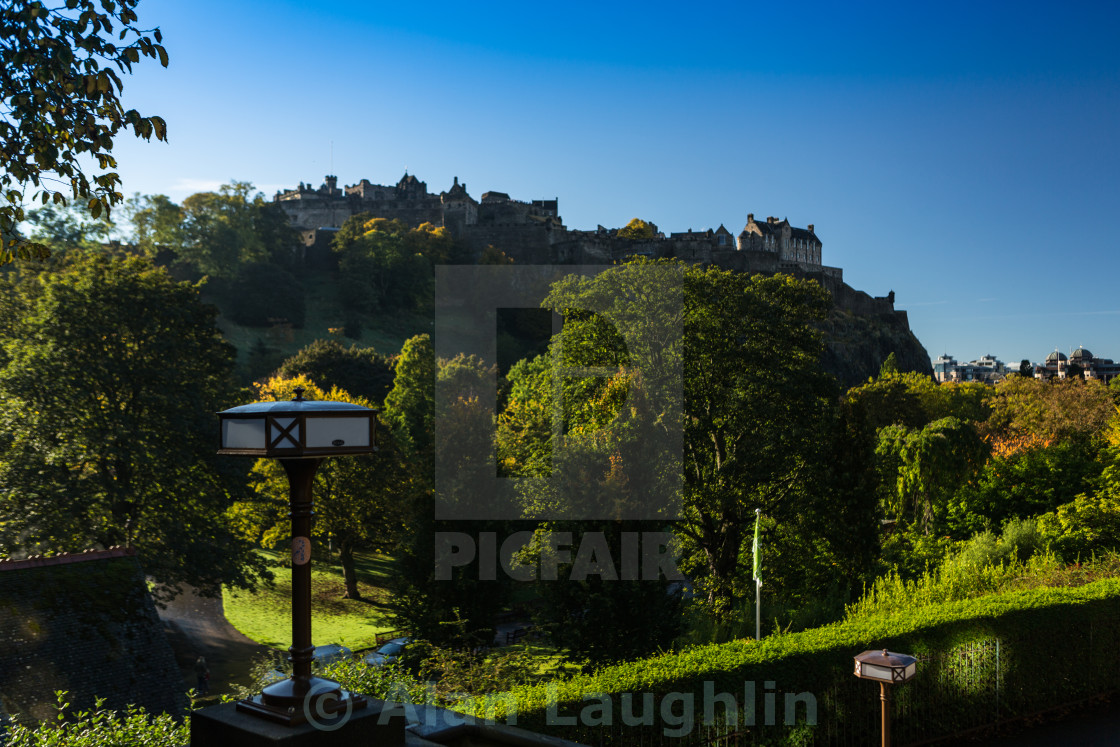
xmin=1033 ymin=347 xmax=1120 ymax=382
xmin=933 ymin=353 xmax=1007 ymax=384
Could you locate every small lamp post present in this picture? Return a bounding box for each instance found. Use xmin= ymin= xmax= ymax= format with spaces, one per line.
xmin=218 ymin=387 xmax=376 ymax=726
xmin=853 ymin=649 xmax=918 ymax=747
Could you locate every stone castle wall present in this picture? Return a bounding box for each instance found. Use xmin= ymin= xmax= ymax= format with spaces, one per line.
xmin=275 ymin=174 xmax=896 ymax=319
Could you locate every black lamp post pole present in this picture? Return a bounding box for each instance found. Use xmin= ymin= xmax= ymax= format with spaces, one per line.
xmin=880 ymin=681 xmax=891 ymax=747
xmin=282 ymin=457 xmax=321 ymax=687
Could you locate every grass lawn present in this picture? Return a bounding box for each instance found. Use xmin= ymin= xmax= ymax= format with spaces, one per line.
xmin=223 ymin=549 xmax=398 ymax=650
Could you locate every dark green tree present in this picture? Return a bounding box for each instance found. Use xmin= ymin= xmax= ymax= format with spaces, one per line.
xmin=244 ymin=337 xmax=284 ymax=383
xmin=876 ymin=417 xmax=989 ymax=535
xmin=1019 ymin=359 xmax=1033 ymax=378
xmin=0 ymin=0 xmax=169 ymax=261
xmin=334 ymin=218 xmax=436 ymax=315
xmin=226 ymin=262 xmax=305 ymax=328
xmin=382 ymin=338 xmax=510 ymax=646
xmin=274 ymin=338 xmax=395 ymax=405
xmin=177 ymin=182 xmax=296 ymax=279
xmin=0 ymin=253 xmax=268 ymax=596
xmin=499 ymin=260 xmax=842 ymax=620
xmin=879 ymin=351 xmax=900 ymax=377
xmin=948 ymin=440 xmax=1104 ymax=537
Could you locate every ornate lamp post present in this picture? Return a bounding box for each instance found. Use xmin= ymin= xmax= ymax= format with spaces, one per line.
xmin=853 ymin=649 xmax=918 ymax=747
xmin=218 ymin=387 xmax=376 ymax=726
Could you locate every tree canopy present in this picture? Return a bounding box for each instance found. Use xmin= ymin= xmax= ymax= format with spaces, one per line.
xmin=496 ymin=260 xmax=840 ymax=618
xmin=0 ymin=253 xmax=267 ymax=597
xmin=616 ymin=218 xmax=655 ymax=240
xmin=274 ymin=338 xmax=395 ymax=405
xmin=1 ymin=0 xmax=169 ymax=261
xmin=333 ymin=217 xmax=449 ymax=315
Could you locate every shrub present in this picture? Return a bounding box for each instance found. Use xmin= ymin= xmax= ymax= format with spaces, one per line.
xmin=461 ymin=578 xmax=1120 ymax=744
xmin=1039 ymin=491 xmax=1120 ymax=561
xmin=2 ymin=693 xmax=188 ymax=747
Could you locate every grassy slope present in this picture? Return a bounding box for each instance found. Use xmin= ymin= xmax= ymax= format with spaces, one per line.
xmin=223 ymin=549 xmax=397 ymax=650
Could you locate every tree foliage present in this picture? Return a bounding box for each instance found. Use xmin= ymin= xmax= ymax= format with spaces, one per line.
xmin=274 ymin=338 xmax=395 ymax=404
xmin=0 ymin=253 xmax=267 ymax=596
xmin=876 ymin=417 xmax=989 ymax=535
xmin=333 ymin=217 xmax=448 ymax=315
xmin=616 ymin=218 xmax=655 ymax=240
xmin=226 ymin=261 xmax=305 ymax=328
xmin=675 ymin=266 xmax=836 ymax=615
xmin=947 ymin=440 xmax=1104 ymax=537
xmin=985 ymin=376 xmax=1115 ymax=445
xmin=497 ymin=260 xmax=842 ymax=620
xmin=122 ymin=192 xmax=182 ymax=258
xmin=845 ymin=370 xmax=991 ymax=432
xmin=25 ymin=200 xmax=112 ymax=250
xmin=177 ymin=181 xmax=296 ymax=279
xmin=1038 ymin=490 xmax=1120 ymax=561
xmin=230 ymin=376 xmax=408 ymax=599
xmin=382 ymin=339 xmax=511 ymax=645
xmin=1 ymin=0 xmax=169 ymax=261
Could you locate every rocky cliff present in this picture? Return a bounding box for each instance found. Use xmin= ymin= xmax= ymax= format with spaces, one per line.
xmin=817 ymin=301 xmax=933 ymax=389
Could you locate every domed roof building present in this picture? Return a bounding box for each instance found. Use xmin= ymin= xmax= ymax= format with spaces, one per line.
xmin=1035 ymin=347 xmax=1119 ymax=382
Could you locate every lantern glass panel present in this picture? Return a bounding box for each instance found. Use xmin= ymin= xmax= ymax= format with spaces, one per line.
xmin=306 ymin=416 xmax=370 ymax=449
xmin=861 ymin=663 xmax=894 ymax=682
xmin=223 ymin=419 xmax=266 ymax=450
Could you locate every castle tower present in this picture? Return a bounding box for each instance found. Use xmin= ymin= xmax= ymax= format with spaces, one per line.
xmin=440 ymin=176 xmax=477 ymax=238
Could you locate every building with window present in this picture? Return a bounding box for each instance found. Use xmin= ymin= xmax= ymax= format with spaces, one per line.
xmin=1034 ymin=347 xmax=1120 ymax=382
xmin=933 ymin=353 xmax=1006 ymax=384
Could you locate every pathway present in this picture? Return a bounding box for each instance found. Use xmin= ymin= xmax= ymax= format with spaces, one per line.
xmin=156 ymin=585 xmax=276 ymax=697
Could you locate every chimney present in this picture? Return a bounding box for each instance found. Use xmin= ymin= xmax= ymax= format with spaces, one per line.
xmin=808 ymin=224 xmax=814 ymax=233
xmin=747 ymin=213 xmax=754 ymax=222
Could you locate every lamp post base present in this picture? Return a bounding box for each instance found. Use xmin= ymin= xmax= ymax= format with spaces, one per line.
xmin=193 ymin=698 xmax=401 ymax=746
xmin=236 ymin=675 xmax=367 ymax=726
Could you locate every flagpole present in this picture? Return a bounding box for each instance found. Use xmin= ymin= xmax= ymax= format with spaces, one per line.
xmin=756 ymin=577 xmax=761 ymax=642
xmin=754 ymin=508 xmax=761 ymax=641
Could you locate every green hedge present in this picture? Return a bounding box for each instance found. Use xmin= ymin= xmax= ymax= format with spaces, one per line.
xmin=459 ymin=578 xmax=1120 ymax=745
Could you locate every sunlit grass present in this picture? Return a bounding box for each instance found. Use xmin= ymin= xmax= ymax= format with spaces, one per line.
xmin=845 ymin=549 xmax=1120 ymax=621
xmin=223 ymin=548 xmax=397 ymax=650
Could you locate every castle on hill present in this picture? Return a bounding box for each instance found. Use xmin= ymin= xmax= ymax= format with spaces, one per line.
xmin=276 ymin=172 xmax=928 ymax=382
xmin=274 ymin=173 xmax=844 ymax=281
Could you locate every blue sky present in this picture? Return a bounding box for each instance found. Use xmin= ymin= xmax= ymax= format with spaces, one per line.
xmin=108 ymin=0 xmax=1120 ymax=367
